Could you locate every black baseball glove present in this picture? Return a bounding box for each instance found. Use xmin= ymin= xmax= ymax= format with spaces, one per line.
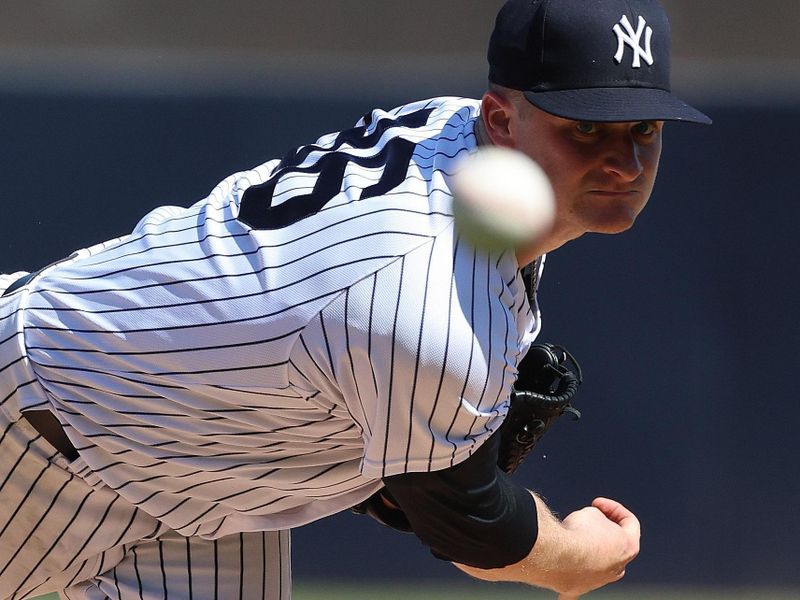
xmin=496 ymin=342 xmax=582 ymax=474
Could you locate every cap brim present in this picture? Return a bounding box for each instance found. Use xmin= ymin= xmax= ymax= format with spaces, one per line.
xmin=523 ymin=87 xmax=712 ymax=124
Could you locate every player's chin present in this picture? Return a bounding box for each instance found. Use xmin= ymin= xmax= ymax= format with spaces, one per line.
xmin=590 ymin=213 xmax=639 ymax=234
xmin=580 ymin=194 xmax=647 ymax=234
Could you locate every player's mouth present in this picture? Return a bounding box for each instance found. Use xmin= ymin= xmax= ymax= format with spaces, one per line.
xmin=586 ymin=189 xmax=640 ymax=198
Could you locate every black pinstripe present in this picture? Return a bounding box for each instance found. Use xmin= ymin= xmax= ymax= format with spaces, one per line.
xmin=404 ymin=239 xmax=437 ymax=466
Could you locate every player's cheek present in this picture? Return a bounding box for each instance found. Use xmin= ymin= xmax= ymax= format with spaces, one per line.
xmin=644 ymin=151 xmax=662 ymax=192
xmin=642 ymin=135 xmax=663 ymax=170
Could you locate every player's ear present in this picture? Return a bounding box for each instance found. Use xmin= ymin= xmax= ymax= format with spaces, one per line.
xmin=480 ymin=90 xmax=515 ymax=148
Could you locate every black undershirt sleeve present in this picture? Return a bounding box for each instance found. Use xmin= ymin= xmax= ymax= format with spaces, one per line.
xmin=381 ymin=430 xmax=538 ymax=569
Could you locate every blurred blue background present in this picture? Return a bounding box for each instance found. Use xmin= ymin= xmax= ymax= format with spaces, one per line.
xmin=1 ymin=0 xmax=797 ymax=592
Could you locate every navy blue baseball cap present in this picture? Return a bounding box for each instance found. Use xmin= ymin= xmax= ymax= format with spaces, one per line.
xmin=488 ymin=0 xmax=711 ymax=124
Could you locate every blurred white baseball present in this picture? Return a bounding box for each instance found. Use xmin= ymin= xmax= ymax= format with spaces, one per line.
xmin=451 ymin=146 xmax=555 ymax=251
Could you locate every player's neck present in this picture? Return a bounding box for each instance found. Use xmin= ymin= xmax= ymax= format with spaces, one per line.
xmin=516 ymin=227 xmax=586 ymax=267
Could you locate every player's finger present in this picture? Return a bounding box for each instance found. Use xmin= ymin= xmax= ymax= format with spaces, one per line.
xmin=591 ymin=496 xmax=633 ymax=521
xmin=592 ymin=497 xmax=641 ymax=536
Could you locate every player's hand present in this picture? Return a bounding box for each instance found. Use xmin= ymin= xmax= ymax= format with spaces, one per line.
xmin=557 ymin=497 xmax=641 ymax=596
xmin=452 ymin=493 xmax=639 ymax=597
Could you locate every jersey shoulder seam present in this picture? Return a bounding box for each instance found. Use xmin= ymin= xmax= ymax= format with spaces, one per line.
xmin=286 ymin=219 xmax=452 ymax=388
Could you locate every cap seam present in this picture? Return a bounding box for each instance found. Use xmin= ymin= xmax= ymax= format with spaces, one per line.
xmin=539 ymin=0 xmax=552 ymax=70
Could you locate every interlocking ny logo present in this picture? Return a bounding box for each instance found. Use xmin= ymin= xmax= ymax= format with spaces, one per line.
xmin=613 ymin=15 xmax=654 ymax=68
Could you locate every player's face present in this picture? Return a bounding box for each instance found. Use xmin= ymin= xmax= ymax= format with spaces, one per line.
xmin=510 ymin=104 xmax=663 ymax=238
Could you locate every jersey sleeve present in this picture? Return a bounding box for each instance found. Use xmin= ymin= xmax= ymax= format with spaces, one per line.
xmin=288 ymin=228 xmax=534 ymax=479
xmin=383 ymin=428 xmax=538 ymax=568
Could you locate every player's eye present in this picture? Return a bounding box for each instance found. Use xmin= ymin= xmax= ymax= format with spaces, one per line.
xmin=575 ymin=121 xmax=599 ymax=135
xmin=634 ymin=121 xmax=658 ymax=135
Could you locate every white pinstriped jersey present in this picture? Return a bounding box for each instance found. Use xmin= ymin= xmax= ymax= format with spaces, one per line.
xmin=11 ymin=97 xmax=543 ymax=539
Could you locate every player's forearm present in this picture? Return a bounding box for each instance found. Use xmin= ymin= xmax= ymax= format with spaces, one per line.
xmin=453 ymin=492 xmax=583 ymax=592
xmin=454 ymin=491 xmax=639 ymax=596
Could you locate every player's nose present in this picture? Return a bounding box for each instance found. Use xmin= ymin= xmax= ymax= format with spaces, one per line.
xmin=601 ymin=134 xmax=644 ymax=182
